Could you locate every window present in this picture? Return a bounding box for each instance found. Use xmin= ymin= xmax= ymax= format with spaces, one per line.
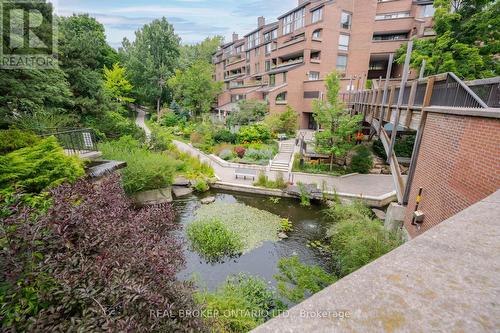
xmin=247 ymin=31 xmax=260 ymax=49
xmin=341 ymin=12 xmax=352 ymax=29
xmin=338 ymin=34 xmax=349 ymax=51
xmin=312 ymin=7 xmax=323 ymax=23
xmin=283 ymin=72 xmax=287 ymax=83
xmin=246 ymin=51 xmax=250 ymax=62
xmin=308 ymin=71 xmax=320 ymax=80
xmin=312 ymin=29 xmax=322 ymax=40
xmin=265 ymin=43 xmax=272 ymax=55
xmin=255 ymin=63 xmax=260 ymax=73
xmin=270 ymin=74 xmax=276 ymax=86
xmin=255 ymin=47 xmax=260 ymax=56
xmin=311 ymin=51 xmax=321 ymax=61
xmin=421 ymin=4 xmax=435 ymax=17
xmin=265 ymin=60 xmax=271 ymax=71
xmin=283 ymin=8 xmax=305 ymax=35
xmin=375 ymin=12 xmax=410 ymax=20
xmin=336 ymin=54 xmax=347 ymax=71
xmin=283 ymin=13 xmax=293 ymax=35
xmin=276 ymin=92 xmax=287 ymax=102
xmin=372 ymin=32 xmax=408 ymax=41
xmin=235 ymin=45 xmax=242 ymax=54
xmin=246 ymin=65 xmax=250 ymax=75
xmin=264 ymin=29 xmax=278 ymax=42
xmin=294 ymin=8 xmax=305 ymax=30
xmin=231 ymin=94 xmax=245 ymax=102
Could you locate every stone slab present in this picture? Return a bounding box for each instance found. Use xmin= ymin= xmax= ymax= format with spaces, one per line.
xmin=132 ymin=187 xmax=172 ymax=206
xmin=172 ymin=186 xmax=193 ymax=197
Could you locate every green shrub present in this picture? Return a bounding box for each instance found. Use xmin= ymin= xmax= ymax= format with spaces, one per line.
xmin=0 ymin=129 xmax=40 ymax=155
xmin=237 ymin=124 xmax=271 ymax=143
xmin=99 ymin=136 xmax=178 ymax=194
xmin=0 ymin=137 xmax=85 ymax=194
xmin=373 ymin=134 xmax=416 ymax=159
xmin=228 ymin=100 xmax=269 ymax=126
xmin=350 ymin=145 xmax=373 ymax=174
xmin=274 ymin=256 xmax=336 ymax=303
xmin=214 ymin=129 xmax=237 ymax=144
xmin=326 ymin=202 xmax=403 ymax=277
xmin=161 ymin=112 xmax=179 ymax=127
xmin=167 ymin=148 xmax=214 ymax=181
xmin=84 ymin=111 xmax=145 ymax=141
xmin=372 ymin=139 xmax=387 ymax=159
xmin=325 ymin=200 xmax=374 ymax=224
xmin=195 ymin=274 xmax=285 ymax=333
xmin=297 ymin=182 xmax=311 ymax=207
xmin=264 ymin=106 xmax=298 ymax=136
xmin=148 ymin=123 xmax=173 ymax=151
xmin=219 ymin=149 xmax=235 ymax=160
xmin=187 ymin=218 xmax=243 ymax=262
xmin=394 ymin=134 xmax=416 ymax=158
xmin=253 ymin=172 xmax=287 ymax=190
xmin=193 ymin=179 xmax=210 ymax=192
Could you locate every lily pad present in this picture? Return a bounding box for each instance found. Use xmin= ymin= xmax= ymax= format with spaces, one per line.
xmin=193 ymin=202 xmax=281 ymax=253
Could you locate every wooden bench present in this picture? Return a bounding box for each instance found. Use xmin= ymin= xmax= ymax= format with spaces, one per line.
xmin=235 ymin=168 xmax=258 ymax=180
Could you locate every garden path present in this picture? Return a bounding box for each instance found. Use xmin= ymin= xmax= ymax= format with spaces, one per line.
xmin=135 ymin=107 xmax=151 ymax=138
xmin=135 ymin=110 xmax=397 ymax=201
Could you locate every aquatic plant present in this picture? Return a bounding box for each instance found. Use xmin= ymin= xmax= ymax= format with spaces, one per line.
xmin=195 ymin=274 xmax=286 ymax=333
xmin=274 ymin=256 xmax=336 ymax=303
xmin=193 ymin=179 xmax=210 ymax=192
xmin=279 ymin=218 xmax=294 ymax=232
xmin=325 ymin=201 xmax=403 ymax=277
xmin=193 ymin=202 xmax=281 ymax=254
xmin=187 ymin=218 xmax=243 ymax=262
xmin=297 ymin=182 xmax=311 ymax=207
xmin=268 ymin=197 xmax=281 ymax=204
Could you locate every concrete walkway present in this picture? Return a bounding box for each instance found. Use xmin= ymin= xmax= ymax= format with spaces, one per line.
xmin=135 ymin=108 xmax=151 ymax=138
xmin=135 ymin=111 xmax=397 ymax=205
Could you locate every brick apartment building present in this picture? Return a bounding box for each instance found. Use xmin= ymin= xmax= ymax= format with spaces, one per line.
xmin=213 ymin=0 xmax=435 ymax=129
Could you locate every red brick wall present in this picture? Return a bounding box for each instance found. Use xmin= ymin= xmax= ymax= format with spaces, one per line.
xmin=404 ymin=112 xmax=500 ymax=238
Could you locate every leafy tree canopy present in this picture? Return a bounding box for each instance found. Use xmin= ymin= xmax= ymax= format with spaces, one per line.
xmin=313 ymin=72 xmax=362 ymax=170
xmin=396 ymin=0 xmax=499 ymax=79
xmin=120 ymin=18 xmax=180 ymax=109
xmin=228 ymin=100 xmax=269 ymax=126
xmin=168 ymin=60 xmax=223 ymax=116
xmin=180 ymin=36 xmax=224 ymax=68
xmin=103 ymin=63 xmax=135 ymax=104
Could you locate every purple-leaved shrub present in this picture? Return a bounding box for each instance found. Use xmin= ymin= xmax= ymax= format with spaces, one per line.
xmin=1 ymin=174 xmax=206 ymax=332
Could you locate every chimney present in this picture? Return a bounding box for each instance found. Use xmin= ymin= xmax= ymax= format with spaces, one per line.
xmin=232 ymin=32 xmax=239 ymax=42
xmin=258 ymin=16 xmax=265 ymax=28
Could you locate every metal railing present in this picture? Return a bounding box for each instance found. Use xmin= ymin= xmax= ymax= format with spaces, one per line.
xmin=42 ymin=128 xmax=98 ymax=156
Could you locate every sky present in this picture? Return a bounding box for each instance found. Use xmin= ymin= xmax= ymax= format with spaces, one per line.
xmin=52 ymin=0 xmax=297 ymax=48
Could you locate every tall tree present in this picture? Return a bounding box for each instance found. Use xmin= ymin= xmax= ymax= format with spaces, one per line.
xmin=103 ymin=63 xmax=135 ymax=104
xmin=121 ymin=18 xmax=180 ymax=114
xmin=58 ymin=14 xmax=117 ymax=116
xmin=396 ymin=0 xmax=499 ymax=79
xmin=312 ymin=72 xmax=362 ymax=171
xmin=168 ymin=60 xmax=223 ymax=117
xmin=179 ymin=36 xmax=223 ymax=68
xmin=0 ymin=0 xmax=74 ymax=131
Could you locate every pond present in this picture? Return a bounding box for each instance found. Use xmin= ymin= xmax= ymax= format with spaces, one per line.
xmin=174 ymin=189 xmax=332 ymax=290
